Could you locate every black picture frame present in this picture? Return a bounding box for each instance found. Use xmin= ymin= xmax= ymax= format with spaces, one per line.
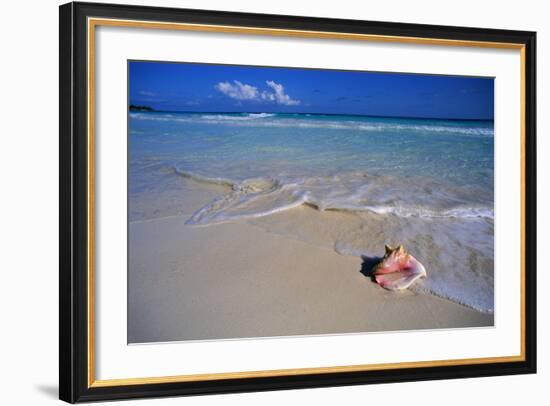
xmin=59 ymin=1 xmax=537 ymax=403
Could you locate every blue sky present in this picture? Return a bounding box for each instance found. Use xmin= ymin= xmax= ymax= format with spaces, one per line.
xmin=129 ymin=61 xmax=494 ymax=120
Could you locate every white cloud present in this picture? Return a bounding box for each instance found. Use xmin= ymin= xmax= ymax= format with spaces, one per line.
xmin=262 ymin=81 xmax=300 ymax=106
xmin=215 ymin=80 xmax=259 ymax=100
xmin=215 ymin=80 xmax=300 ymax=106
xmin=139 ymin=90 xmax=156 ymax=97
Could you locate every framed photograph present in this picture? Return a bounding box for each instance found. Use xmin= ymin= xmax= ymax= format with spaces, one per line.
xmin=59 ymin=1 xmax=536 ymax=403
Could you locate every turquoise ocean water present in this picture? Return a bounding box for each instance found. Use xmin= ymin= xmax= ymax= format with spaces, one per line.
xmin=129 ymin=111 xmax=494 ymax=313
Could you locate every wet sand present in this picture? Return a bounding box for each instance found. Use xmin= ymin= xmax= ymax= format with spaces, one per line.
xmin=128 ymin=201 xmax=493 ymax=343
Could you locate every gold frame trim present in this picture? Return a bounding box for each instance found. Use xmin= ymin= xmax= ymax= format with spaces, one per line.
xmin=87 ymin=17 xmax=527 ymax=388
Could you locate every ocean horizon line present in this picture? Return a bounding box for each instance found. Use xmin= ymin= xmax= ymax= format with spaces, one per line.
xmin=129 ymin=108 xmax=494 ymax=122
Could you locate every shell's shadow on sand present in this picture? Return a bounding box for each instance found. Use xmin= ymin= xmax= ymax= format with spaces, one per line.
xmin=359 ymin=255 xmax=382 ymax=282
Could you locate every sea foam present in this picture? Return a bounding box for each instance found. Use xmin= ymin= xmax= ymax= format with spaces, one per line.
xmin=176 ymin=168 xmax=494 ymax=226
xmin=130 ymin=112 xmax=494 ymax=137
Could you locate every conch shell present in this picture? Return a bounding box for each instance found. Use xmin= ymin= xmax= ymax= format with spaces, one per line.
xmin=372 ymin=245 xmax=427 ymax=291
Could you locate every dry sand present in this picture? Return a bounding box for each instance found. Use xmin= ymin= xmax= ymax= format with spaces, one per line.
xmin=128 ymin=205 xmax=493 ymax=343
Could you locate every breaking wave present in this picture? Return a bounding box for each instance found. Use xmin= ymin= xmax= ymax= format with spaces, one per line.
xmin=200 ymin=112 xmax=276 ymax=120
xmin=130 ymin=112 xmax=494 ymax=137
xmin=174 ymin=168 xmax=494 ymax=226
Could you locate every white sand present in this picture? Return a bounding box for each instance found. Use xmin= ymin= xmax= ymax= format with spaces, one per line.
xmin=128 ymin=208 xmax=493 ymax=343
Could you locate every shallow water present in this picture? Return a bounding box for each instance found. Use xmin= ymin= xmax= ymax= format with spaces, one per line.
xmin=129 ymin=111 xmax=494 ymax=313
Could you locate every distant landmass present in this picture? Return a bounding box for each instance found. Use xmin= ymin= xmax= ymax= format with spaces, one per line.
xmin=129 ymin=104 xmax=154 ymax=112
